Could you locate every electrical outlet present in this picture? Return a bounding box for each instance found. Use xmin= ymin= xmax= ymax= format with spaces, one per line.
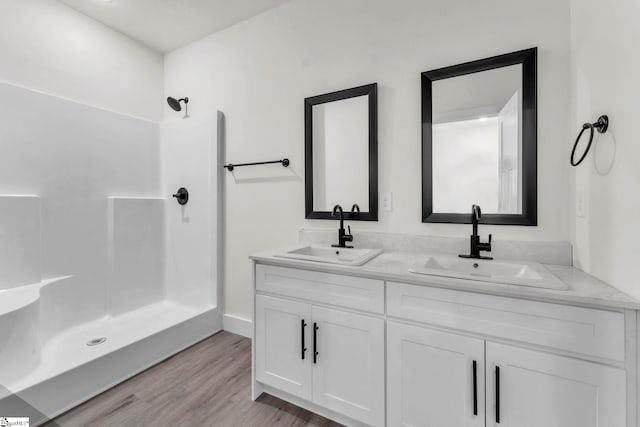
xmin=381 ymin=192 xmax=392 ymax=212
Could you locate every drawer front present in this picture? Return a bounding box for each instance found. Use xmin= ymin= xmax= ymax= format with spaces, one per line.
xmin=256 ymin=264 xmax=384 ymax=313
xmin=387 ymin=282 xmax=625 ymax=362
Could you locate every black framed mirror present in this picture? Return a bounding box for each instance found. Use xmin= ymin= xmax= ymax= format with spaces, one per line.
xmin=422 ymin=48 xmax=537 ymax=225
xmin=305 ymin=83 xmax=378 ymax=221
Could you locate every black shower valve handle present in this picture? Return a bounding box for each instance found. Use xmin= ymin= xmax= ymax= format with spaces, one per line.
xmin=172 ymin=187 xmax=189 ymax=205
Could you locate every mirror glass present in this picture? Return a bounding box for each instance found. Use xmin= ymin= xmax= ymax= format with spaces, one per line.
xmin=432 ymin=65 xmax=522 ymax=214
xmin=305 ymin=84 xmax=378 ymax=221
xmin=312 ymin=95 xmax=369 ymax=211
xmin=422 ymin=48 xmax=537 ymax=225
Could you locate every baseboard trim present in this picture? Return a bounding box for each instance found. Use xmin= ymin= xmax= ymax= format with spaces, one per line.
xmin=223 ymin=314 xmax=252 ymax=339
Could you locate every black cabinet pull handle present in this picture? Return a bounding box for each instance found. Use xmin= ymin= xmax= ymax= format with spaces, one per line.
xmin=301 ymin=320 xmax=307 ymax=360
xmin=313 ymin=323 xmax=319 ymax=364
xmin=495 ymin=366 xmax=501 ymax=423
xmin=472 ymin=360 xmax=478 ymax=416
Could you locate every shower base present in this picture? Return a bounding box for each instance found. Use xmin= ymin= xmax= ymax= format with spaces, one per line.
xmin=0 ymin=282 xmax=221 ymax=426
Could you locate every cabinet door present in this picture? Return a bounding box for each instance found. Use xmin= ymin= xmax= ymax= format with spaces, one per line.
xmin=255 ymin=295 xmax=312 ymax=400
xmin=486 ymin=342 xmax=626 ymax=427
xmin=387 ymin=321 xmax=486 ymax=427
xmin=311 ymin=306 xmax=385 ymax=427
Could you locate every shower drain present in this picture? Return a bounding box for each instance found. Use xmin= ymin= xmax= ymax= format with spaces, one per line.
xmin=86 ymin=337 xmax=107 ymax=346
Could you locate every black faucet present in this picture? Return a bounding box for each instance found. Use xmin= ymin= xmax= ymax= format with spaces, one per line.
xmin=331 ymin=204 xmax=357 ymax=248
xmin=459 ymin=204 xmax=493 ymax=260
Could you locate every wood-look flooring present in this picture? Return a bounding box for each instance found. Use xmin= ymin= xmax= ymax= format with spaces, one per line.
xmin=46 ymin=331 xmax=343 ymax=427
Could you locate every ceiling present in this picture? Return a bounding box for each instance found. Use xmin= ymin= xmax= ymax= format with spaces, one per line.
xmin=57 ymin=0 xmax=292 ymax=53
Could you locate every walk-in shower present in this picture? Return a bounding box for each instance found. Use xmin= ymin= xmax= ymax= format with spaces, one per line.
xmin=0 ymin=82 xmax=223 ymax=425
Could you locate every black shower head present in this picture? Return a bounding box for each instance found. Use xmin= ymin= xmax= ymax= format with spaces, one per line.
xmin=167 ymin=97 xmax=181 ymax=111
xmin=167 ymin=96 xmax=189 ymax=112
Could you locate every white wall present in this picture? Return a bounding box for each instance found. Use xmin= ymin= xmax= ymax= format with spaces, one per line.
xmin=165 ymin=0 xmax=572 ymax=320
xmin=570 ymin=0 xmax=640 ymax=298
xmin=0 ymin=0 xmax=163 ymax=121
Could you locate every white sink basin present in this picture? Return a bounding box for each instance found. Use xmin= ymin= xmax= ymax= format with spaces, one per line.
xmin=275 ymin=246 xmax=383 ymax=266
xmin=409 ymin=254 xmax=568 ymax=290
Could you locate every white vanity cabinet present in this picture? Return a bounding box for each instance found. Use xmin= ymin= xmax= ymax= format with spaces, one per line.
xmin=387 ymin=321 xmax=486 ymax=427
xmin=387 ymin=321 xmax=626 ymax=427
xmin=387 ymin=281 xmax=628 ymax=427
xmin=255 ymin=295 xmax=312 ymax=399
xmin=485 ymin=342 xmax=626 ymax=427
xmin=254 ymin=265 xmax=385 ymax=427
xmin=253 ymin=262 xmax=633 ymax=427
xmin=310 ymin=306 xmax=384 ymax=424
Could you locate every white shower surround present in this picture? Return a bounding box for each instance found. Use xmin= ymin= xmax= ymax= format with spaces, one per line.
xmin=0 ymin=83 xmax=223 ymax=425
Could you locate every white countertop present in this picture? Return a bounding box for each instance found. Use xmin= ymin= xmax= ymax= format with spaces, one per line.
xmin=251 ymin=248 xmax=640 ymax=311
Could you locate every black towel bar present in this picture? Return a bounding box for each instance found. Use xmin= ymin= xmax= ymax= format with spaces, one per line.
xmin=224 ymin=158 xmax=289 ymax=172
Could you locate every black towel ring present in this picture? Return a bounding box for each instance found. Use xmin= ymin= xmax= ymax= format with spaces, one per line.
xmin=571 ymin=115 xmax=609 ymax=166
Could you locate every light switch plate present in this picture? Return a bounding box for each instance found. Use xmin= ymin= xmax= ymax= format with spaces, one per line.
xmin=381 ymin=192 xmax=392 ymax=212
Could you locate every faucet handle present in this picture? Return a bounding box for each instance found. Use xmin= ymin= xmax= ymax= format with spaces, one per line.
xmin=477 ymin=233 xmax=492 ymax=254
xmin=344 ymin=225 xmax=353 ymax=243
